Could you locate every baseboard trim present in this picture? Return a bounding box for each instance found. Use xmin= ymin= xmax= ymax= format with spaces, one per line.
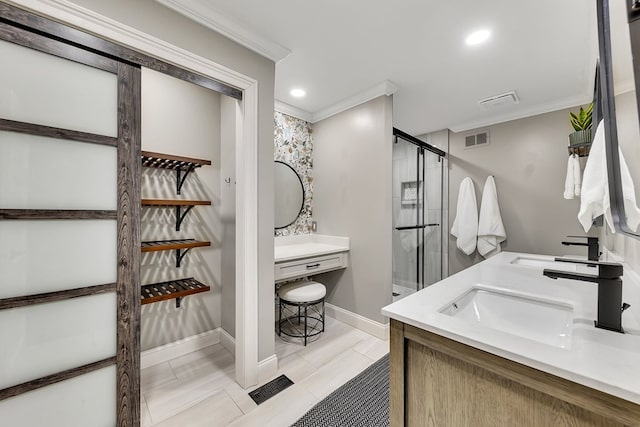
xmin=325 ymin=303 xmax=389 ymax=340
xmin=257 ymin=354 xmax=279 ymax=385
xmin=141 ymin=329 xmax=221 ymax=369
xmin=220 ymin=328 xmax=236 ymax=355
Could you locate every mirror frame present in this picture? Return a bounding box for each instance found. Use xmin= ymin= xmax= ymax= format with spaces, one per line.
xmin=274 ymin=160 xmax=305 ymax=230
xmin=599 ymin=0 xmax=640 ymax=238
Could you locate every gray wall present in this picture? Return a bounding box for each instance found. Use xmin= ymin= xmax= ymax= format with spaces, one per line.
xmin=448 ymin=108 xmax=596 ymax=275
xmin=140 ymin=68 xmax=221 ymax=350
xmin=313 ymin=96 xmax=393 ymax=324
xmin=67 ymin=0 xmax=276 ymax=360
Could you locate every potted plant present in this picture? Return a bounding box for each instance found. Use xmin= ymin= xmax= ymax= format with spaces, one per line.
xmin=568 ymin=102 xmax=593 ymax=145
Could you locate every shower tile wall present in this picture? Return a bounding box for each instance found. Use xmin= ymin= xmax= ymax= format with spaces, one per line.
xmin=274 ymin=112 xmax=313 ymax=236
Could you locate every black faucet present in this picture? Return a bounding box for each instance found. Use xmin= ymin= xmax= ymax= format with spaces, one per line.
xmin=543 ymin=258 xmax=630 ymax=333
xmin=561 ymin=236 xmax=600 ymax=261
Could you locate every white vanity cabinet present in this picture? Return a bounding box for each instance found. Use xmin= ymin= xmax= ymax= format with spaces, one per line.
xmin=274 ymin=234 xmax=350 ymax=283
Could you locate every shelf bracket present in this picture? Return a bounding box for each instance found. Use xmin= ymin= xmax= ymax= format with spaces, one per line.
xmin=175 ymin=297 xmax=183 ymax=308
xmin=176 ymin=247 xmax=192 ymax=268
xmin=175 ymin=205 xmax=195 ymax=231
xmin=176 ymin=165 xmax=195 ymax=195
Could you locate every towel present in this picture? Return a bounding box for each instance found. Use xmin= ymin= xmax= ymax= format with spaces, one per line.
xmin=578 ymin=120 xmax=612 ymax=231
xmin=477 ymin=176 xmax=506 ymax=258
xmin=564 ymin=154 xmax=582 ymax=199
xmin=577 ymin=120 xmax=640 ymax=232
xmin=573 ymin=155 xmax=582 ymax=197
xmin=451 ymin=177 xmax=478 ymax=255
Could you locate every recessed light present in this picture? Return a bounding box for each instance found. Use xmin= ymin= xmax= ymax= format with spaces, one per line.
xmin=290 ymin=88 xmax=306 ymax=98
xmin=465 ymin=29 xmax=491 ymax=46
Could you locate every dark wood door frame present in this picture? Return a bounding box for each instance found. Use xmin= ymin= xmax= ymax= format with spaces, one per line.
xmin=0 ymin=3 xmax=255 ymax=423
xmin=0 ymin=7 xmax=143 ymax=426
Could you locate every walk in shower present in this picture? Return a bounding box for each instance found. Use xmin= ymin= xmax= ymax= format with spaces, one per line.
xmin=392 ymin=128 xmax=447 ymax=301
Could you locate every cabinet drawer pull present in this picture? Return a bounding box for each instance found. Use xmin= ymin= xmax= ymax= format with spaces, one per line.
xmin=306 ymin=263 xmax=321 ymax=269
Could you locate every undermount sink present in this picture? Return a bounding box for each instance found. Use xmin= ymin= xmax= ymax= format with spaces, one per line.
xmin=440 ymin=286 xmax=574 ymax=348
xmin=510 ymin=256 xmax=597 ymax=274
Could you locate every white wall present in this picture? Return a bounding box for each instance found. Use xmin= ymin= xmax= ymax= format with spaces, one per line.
xmin=66 ymin=0 xmax=276 ymax=360
xmin=313 ymin=95 xmax=393 ymax=324
xmin=448 ymin=107 xmax=596 ymax=275
xmin=140 ymin=68 xmax=222 ymax=350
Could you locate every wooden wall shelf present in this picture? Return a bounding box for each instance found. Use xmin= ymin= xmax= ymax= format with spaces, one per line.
xmin=141 ymin=277 xmax=210 ymax=308
xmin=141 ymin=199 xmax=211 ymax=231
xmin=141 ymin=151 xmax=213 ymax=307
xmin=141 ymin=151 xmax=212 ymax=195
xmin=568 ymin=142 xmax=591 ymax=157
xmin=141 ymin=239 xmax=210 ymax=252
xmin=141 ymin=199 xmax=211 ymax=207
xmin=141 ymin=151 xmax=211 ymax=170
xmin=141 ymin=239 xmax=211 ymax=267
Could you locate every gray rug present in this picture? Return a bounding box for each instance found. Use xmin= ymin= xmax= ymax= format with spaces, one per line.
xmin=291 ymin=354 xmax=390 ymax=427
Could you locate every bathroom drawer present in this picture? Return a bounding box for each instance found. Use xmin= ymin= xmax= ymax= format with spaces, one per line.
xmin=275 ymin=252 xmax=348 ymax=282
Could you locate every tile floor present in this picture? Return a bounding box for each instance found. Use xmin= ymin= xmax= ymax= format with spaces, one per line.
xmin=141 ymin=316 xmax=389 ymax=427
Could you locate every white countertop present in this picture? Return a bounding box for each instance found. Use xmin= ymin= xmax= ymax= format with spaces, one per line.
xmin=382 ymin=251 xmax=640 ymax=404
xmin=274 ymin=234 xmax=350 ymax=263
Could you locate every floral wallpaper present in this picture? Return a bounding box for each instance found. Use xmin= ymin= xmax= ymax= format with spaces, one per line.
xmin=274 ymin=111 xmax=313 ymax=236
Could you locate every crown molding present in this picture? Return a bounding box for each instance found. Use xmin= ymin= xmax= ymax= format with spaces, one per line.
xmin=274 ymin=100 xmax=313 ymax=122
xmin=449 ymin=94 xmax=593 ymax=133
xmin=312 ymin=80 xmax=399 ymax=123
xmin=155 ymin=0 xmax=290 ymax=62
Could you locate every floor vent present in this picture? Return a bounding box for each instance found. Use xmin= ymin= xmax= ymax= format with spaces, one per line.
xmin=465 ymin=131 xmax=490 ymax=148
xmin=248 ymin=374 xmax=294 ymax=405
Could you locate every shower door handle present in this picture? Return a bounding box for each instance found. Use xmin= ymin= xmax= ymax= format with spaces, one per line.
xmin=395 ymin=223 xmax=439 ymax=231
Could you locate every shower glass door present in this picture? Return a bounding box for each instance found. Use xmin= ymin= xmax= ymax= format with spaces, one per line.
xmin=392 ymin=129 xmax=444 ymax=301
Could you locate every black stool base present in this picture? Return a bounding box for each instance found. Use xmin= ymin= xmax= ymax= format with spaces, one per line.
xmin=278 ymin=297 xmax=325 ymax=346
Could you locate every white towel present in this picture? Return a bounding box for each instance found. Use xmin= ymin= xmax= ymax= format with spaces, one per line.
xmin=564 ymin=155 xmax=576 ymax=199
xmin=577 ymin=120 xmax=640 ymax=232
xmin=477 ymin=176 xmax=506 ymax=258
xmin=578 ymin=120 xmax=612 ymax=232
xmin=564 ymin=154 xmax=582 ymax=199
xmin=573 ymin=155 xmax=582 ymax=197
xmin=451 ymin=177 xmax=478 ymax=255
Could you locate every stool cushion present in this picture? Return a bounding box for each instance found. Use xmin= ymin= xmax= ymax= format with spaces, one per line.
xmin=279 ymin=280 xmax=326 ymax=303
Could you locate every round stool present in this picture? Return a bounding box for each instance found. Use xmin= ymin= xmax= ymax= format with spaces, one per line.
xmin=277 ymin=280 xmax=326 ymax=346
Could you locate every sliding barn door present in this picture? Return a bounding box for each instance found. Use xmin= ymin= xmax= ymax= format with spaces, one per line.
xmin=0 ymin=17 xmax=140 ymax=427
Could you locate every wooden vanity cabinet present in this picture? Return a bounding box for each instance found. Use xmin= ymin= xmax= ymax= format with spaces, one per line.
xmin=390 ymin=319 xmax=640 ymax=427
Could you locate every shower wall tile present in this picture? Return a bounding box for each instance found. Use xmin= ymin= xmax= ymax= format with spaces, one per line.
xmin=274 ymin=112 xmax=314 ymax=236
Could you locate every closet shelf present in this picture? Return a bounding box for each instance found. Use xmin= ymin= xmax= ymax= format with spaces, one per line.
xmin=141 ymin=239 xmax=211 ymax=267
xmin=141 ymin=277 xmax=210 ymax=308
xmin=141 ymin=239 xmax=210 ymax=252
xmin=141 ymin=151 xmax=211 ymax=170
xmin=141 ymin=199 xmax=211 ymax=207
xmin=141 ymin=151 xmax=212 ymax=195
xmin=141 ymin=199 xmax=211 ymax=231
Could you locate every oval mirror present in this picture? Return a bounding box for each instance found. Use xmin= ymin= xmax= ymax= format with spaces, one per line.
xmin=274 ymin=160 xmax=304 ymax=229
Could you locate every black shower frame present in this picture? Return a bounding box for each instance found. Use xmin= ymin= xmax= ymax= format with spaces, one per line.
xmin=393 ymin=127 xmax=446 ymax=291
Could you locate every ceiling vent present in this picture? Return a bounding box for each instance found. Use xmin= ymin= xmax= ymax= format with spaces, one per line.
xmin=465 ymin=131 xmax=490 ymax=149
xmin=478 ymin=91 xmax=519 ymax=109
